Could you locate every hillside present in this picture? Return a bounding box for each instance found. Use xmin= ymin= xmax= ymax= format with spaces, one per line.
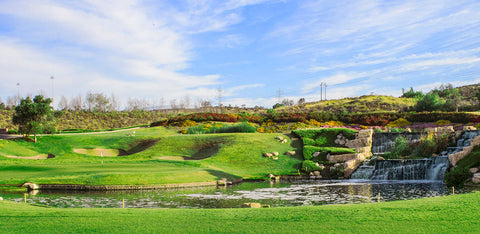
xmin=277 ymin=95 xmax=416 ymax=113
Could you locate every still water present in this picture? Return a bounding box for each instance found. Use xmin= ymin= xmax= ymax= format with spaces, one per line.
xmin=2 ymin=180 xmax=478 ymax=208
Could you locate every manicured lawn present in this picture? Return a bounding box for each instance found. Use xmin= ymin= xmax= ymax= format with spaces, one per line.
xmin=0 ymin=127 xmax=302 ymax=185
xmin=0 ymin=192 xmax=479 ymax=233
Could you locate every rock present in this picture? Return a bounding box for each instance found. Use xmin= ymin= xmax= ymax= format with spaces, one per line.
xmin=469 ymin=168 xmax=479 ymax=174
xmin=313 ymin=171 xmax=321 ymax=176
xmin=263 ymin=153 xmax=273 ymax=157
xmin=21 ymin=182 xmax=39 ymax=190
xmin=334 ymin=163 xmax=341 ymax=168
xmin=272 ymin=152 xmax=279 ymax=156
xmin=314 ymin=162 xmax=320 ymax=167
xmin=312 ymin=151 xmax=321 ymax=158
xmin=272 ymin=157 xmax=279 ymax=160
xmin=0 ymin=197 xmax=3 ymax=200
xmin=275 ymin=136 xmax=284 ymax=141
xmin=241 ymin=203 xmax=262 ymax=208
xmin=464 ymin=126 xmax=477 ymax=131
xmin=281 ymin=139 xmax=288 ymax=143
xmin=377 ymin=157 xmax=385 ymax=161
xmin=285 ymin=151 xmax=296 ymax=156
xmin=472 ymin=173 xmax=480 ymax=184
xmin=267 ymin=174 xmax=274 ymax=178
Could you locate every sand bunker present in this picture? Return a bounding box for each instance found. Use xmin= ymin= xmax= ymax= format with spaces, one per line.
xmin=74 ymin=148 xmax=126 ymax=157
xmin=2 ymin=154 xmax=54 ymax=160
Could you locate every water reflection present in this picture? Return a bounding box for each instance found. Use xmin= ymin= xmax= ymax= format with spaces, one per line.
xmin=2 ymin=180 xmax=478 ymax=209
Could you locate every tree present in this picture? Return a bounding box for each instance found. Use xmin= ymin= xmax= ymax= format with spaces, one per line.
xmin=415 ymin=93 xmax=443 ymax=112
xmin=86 ymin=92 xmax=109 ymax=112
xmin=12 ymin=95 xmax=54 ymax=143
xmin=58 ymin=95 xmax=69 ymax=110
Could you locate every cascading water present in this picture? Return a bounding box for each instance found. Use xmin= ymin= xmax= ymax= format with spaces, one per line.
xmin=371 ymin=133 xmax=423 ymax=154
xmin=352 ymin=130 xmax=480 ymax=181
xmin=370 ymin=156 xmax=449 ymax=180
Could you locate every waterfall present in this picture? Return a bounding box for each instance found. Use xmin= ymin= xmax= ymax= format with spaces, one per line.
xmin=370 ymin=156 xmax=449 ymax=180
xmin=352 ymin=130 xmax=480 ymax=181
xmin=371 ymin=132 xmax=423 ymax=154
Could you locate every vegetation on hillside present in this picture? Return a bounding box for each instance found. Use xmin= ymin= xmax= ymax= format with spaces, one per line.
xmin=445 ymin=145 xmax=480 ymax=187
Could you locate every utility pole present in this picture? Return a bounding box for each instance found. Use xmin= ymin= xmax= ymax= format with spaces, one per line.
xmin=277 ymin=88 xmax=283 ymax=103
xmin=324 ymin=83 xmax=327 ymax=100
xmin=320 ymin=82 xmax=323 ymax=101
xmin=50 ymin=76 xmax=54 ymax=107
xmin=217 ymin=86 xmax=223 ymax=107
xmin=16 ymin=82 xmax=20 ymax=105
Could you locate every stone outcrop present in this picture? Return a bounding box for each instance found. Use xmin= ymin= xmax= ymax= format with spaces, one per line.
xmin=449 ymin=135 xmax=480 ymax=167
xmin=325 ymin=129 xmax=374 ymax=178
xmin=473 ymin=173 xmax=480 ymax=184
xmin=21 ymin=182 xmax=39 ymax=190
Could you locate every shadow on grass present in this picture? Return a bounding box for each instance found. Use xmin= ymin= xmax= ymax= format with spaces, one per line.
xmin=205 ymin=169 xmax=240 ymax=180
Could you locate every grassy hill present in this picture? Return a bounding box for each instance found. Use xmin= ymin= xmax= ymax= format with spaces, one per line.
xmin=277 ymin=95 xmax=416 ymax=113
xmin=0 ymin=127 xmax=302 ymax=185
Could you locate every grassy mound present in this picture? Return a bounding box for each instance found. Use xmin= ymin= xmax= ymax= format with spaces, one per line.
xmin=0 ymin=127 xmax=302 ymax=185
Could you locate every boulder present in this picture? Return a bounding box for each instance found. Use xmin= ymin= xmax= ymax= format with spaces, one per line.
xmin=377 ymin=157 xmax=385 ymax=161
xmin=469 ymin=168 xmax=479 ymax=174
xmin=272 ymin=157 xmax=279 ymax=160
xmin=281 ymin=139 xmax=288 ymax=144
xmin=313 ymin=171 xmax=321 ymax=177
xmin=263 ymin=153 xmax=273 ymax=157
xmin=0 ymin=197 xmax=3 ymax=201
xmin=334 ymin=163 xmax=341 ymax=168
xmin=285 ymin=151 xmax=296 ymax=156
xmin=312 ymin=152 xmax=321 ymax=158
xmin=241 ymin=203 xmax=262 ymax=208
xmin=272 ymin=152 xmax=279 ymax=156
xmin=472 ymin=173 xmax=480 ymax=184
xmin=275 ymin=136 xmax=284 ymax=141
xmin=464 ymin=126 xmax=477 ymax=131
xmin=21 ymin=182 xmax=39 ymax=190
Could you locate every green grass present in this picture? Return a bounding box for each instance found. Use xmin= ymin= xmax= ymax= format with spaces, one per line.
xmin=0 ymin=127 xmax=302 ymax=185
xmin=0 ymin=192 xmax=479 ymax=233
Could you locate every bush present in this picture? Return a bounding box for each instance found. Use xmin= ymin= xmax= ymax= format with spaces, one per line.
xmin=187 ymin=122 xmax=256 ymax=134
xmin=301 ymin=160 xmax=322 ymax=173
xmin=434 ymin=120 xmax=452 ymax=126
xmin=382 ymin=136 xmax=412 ymax=159
xmin=444 ymin=167 xmax=470 ymax=188
xmin=387 ymin=118 xmax=411 ymax=127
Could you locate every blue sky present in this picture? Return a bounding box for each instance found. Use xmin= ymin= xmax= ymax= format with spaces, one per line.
xmin=1 ymin=0 xmax=480 ymax=108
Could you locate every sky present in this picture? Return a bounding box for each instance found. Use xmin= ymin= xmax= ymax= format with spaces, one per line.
xmin=1 ymin=0 xmax=480 ymax=109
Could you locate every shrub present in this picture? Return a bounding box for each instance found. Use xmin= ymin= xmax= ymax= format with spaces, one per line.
xmin=387 ymin=118 xmax=411 ymax=127
xmin=301 ymin=160 xmax=322 ymax=173
xmin=434 ymin=120 xmax=452 ymax=126
xmin=302 ymin=138 xmax=316 ymax=146
xmin=187 ymin=122 xmax=256 ymax=134
xmin=444 ymin=167 xmax=470 ymax=188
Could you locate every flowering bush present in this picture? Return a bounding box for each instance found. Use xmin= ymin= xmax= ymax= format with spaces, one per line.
xmin=387 ymin=118 xmax=412 ymax=127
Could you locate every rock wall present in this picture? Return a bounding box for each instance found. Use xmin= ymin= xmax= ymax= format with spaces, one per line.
xmin=326 ymin=129 xmax=374 ymax=178
xmin=449 ymin=135 xmax=480 ymax=167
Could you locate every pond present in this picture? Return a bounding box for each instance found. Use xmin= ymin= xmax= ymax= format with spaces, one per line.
xmin=2 ymin=180 xmax=479 ymax=209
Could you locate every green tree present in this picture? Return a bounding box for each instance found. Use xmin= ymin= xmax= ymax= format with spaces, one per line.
xmin=415 ymin=93 xmax=443 ymax=112
xmin=12 ymin=95 xmax=54 ymax=143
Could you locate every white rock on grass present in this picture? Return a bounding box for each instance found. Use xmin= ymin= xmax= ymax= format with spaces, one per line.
xmin=472 ymin=173 xmax=480 ymax=184
xmin=272 ymin=152 xmax=279 ymax=156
